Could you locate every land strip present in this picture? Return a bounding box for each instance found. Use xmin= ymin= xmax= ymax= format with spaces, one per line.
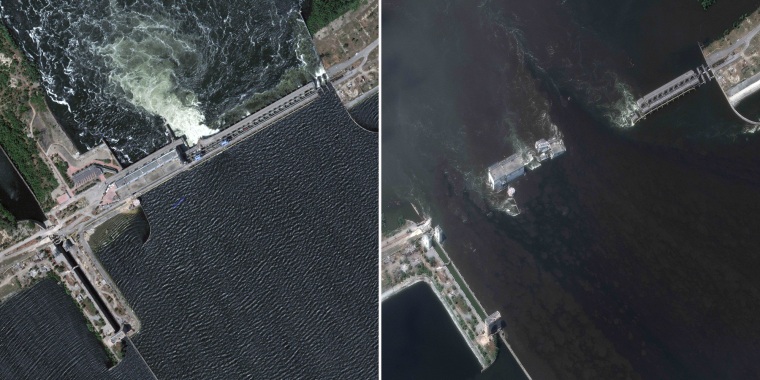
xmin=381 ymin=219 xmax=499 ymax=371
xmin=312 ymin=0 xmax=378 ymax=107
xmin=703 ymin=8 xmax=760 ymax=107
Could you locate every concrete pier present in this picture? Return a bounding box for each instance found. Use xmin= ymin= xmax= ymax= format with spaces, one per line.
xmin=381 ymin=221 xmax=533 ymax=378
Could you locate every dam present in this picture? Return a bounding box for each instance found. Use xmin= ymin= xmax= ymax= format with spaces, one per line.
xmin=632 ymin=64 xmax=714 ymax=124
xmin=0 ymin=78 xmax=327 ymax=365
xmin=99 ymin=82 xmax=322 ymax=203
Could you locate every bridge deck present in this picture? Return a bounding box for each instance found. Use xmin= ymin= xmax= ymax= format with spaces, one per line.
xmin=106 ymin=139 xmax=186 ymax=189
xmin=633 ymin=65 xmax=713 ymax=123
xmin=636 ymin=70 xmax=700 ymax=112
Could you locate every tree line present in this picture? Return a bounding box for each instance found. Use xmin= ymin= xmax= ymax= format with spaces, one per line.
xmin=304 ymin=0 xmax=364 ymax=34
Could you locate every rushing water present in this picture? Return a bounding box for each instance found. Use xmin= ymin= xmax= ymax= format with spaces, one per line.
xmin=0 ymin=0 xmax=319 ymax=163
xmin=383 ymin=0 xmax=760 ymax=379
xmin=93 ymin=90 xmax=377 ymax=379
xmin=0 ymin=279 xmax=154 ymax=379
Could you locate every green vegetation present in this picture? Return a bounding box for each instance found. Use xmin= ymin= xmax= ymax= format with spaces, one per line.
xmin=699 ymin=0 xmax=716 ymax=10
xmin=304 ymin=0 xmax=364 ymax=34
xmin=0 ymin=202 xmax=15 ymax=229
xmin=0 ymin=24 xmax=58 ymax=211
xmin=434 ymin=242 xmax=487 ymax=319
xmin=52 ymin=156 xmax=73 ymax=188
xmin=74 ymin=180 xmax=98 ymax=194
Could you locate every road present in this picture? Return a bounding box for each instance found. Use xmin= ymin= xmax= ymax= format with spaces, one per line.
xmin=381 ymin=218 xmax=431 ymax=256
xmin=326 ymin=38 xmax=378 ymax=81
xmin=705 ymin=22 xmax=760 ymax=70
xmin=0 ymin=81 xmax=322 ymax=263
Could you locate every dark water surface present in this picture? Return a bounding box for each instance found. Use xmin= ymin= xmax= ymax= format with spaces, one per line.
xmin=95 ymin=90 xmax=377 ymax=379
xmin=0 ymin=279 xmax=154 ymax=379
xmin=0 ymin=147 xmax=45 ymax=223
xmin=383 ymin=0 xmax=760 ymax=379
xmin=0 ymin=0 xmax=318 ymax=162
xmin=382 ymin=282 xmax=481 ymax=380
xmin=349 ymin=92 xmax=379 ymax=131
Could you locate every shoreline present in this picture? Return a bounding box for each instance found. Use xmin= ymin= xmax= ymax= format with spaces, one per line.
xmin=381 ymin=276 xmax=491 ymax=370
xmin=698 ymin=44 xmax=760 ymax=127
xmin=381 ymin=219 xmax=532 ymax=379
xmin=727 ymin=71 xmax=760 ymax=106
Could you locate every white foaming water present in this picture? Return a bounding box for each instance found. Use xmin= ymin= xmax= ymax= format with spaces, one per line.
xmin=97 ymin=15 xmax=217 ymax=145
xmin=607 ymin=78 xmax=639 ymax=129
xmin=314 ymin=65 xmax=326 ymax=78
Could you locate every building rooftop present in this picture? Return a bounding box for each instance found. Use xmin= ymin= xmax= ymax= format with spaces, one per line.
xmin=488 ymin=153 xmax=525 ymax=180
xmin=548 ymin=137 xmax=566 ymax=158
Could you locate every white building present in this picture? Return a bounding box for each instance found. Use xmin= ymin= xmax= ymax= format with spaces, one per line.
xmin=487 ymin=154 xmax=526 ymax=192
xmin=420 ymin=234 xmax=432 ymax=250
xmin=433 ymin=226 xmax=444 ymax=244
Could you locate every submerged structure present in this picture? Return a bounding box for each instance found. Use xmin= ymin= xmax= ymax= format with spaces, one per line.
xmin=487 ymin=154 xmax=525 ymax=192
xmin=487 ymin=137 xmax=566 ymax=192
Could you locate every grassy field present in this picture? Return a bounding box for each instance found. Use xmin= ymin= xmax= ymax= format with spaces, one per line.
xmin=0 ymin=278 xmax=20 ymax=300
xmin=434 ymin=242 xmax=487 ymax=319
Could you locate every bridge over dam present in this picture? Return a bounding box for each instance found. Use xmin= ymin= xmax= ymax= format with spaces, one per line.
xmin=632 ymin=64 xmax=713 ymax=124
xmin=99 ymin=81 xmax=323 ymax=203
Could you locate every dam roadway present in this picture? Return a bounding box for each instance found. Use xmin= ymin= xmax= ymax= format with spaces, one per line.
xmin=102 ymin=81 xmax=322 ymax=202
xmin=0 ymin=80 xmax=325 ymax=294
xmin=632 ymin=64 xmax=713 ymax=124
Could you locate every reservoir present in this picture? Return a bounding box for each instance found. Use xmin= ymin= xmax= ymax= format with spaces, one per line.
xmin=0 ymin=279 xmax=154 ymax=379
xmin=95 ymin=91 xmax=378 ymax=379
xmin=382 ymin=282 xmax=481 ymax=379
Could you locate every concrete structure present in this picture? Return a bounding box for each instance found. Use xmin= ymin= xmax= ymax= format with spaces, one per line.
xmin=548 ymin=137 xmax=566 ymax=159
xmin=485 ymin=311 xmax=506 ymax=336
xmin=433 ymin=225 xmax=444 ymax=244
xmin=72 ymin=165 xmax=103 ymax=188
xmin=699 ymin=43 xmax=760 ymax=127
xmin=487 ymin=154 xmax=526 ymax=192
xmin=420 ymin=234 xmax=431 ymax=250
xmin=632 ymin=64 xmax=713 ymax=124
xmin=94 ymin=81 xmax=322 ymax=206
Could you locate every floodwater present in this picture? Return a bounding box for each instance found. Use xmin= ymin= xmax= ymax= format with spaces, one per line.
xmin=383 ymin=0 xmax=760 ymax=378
